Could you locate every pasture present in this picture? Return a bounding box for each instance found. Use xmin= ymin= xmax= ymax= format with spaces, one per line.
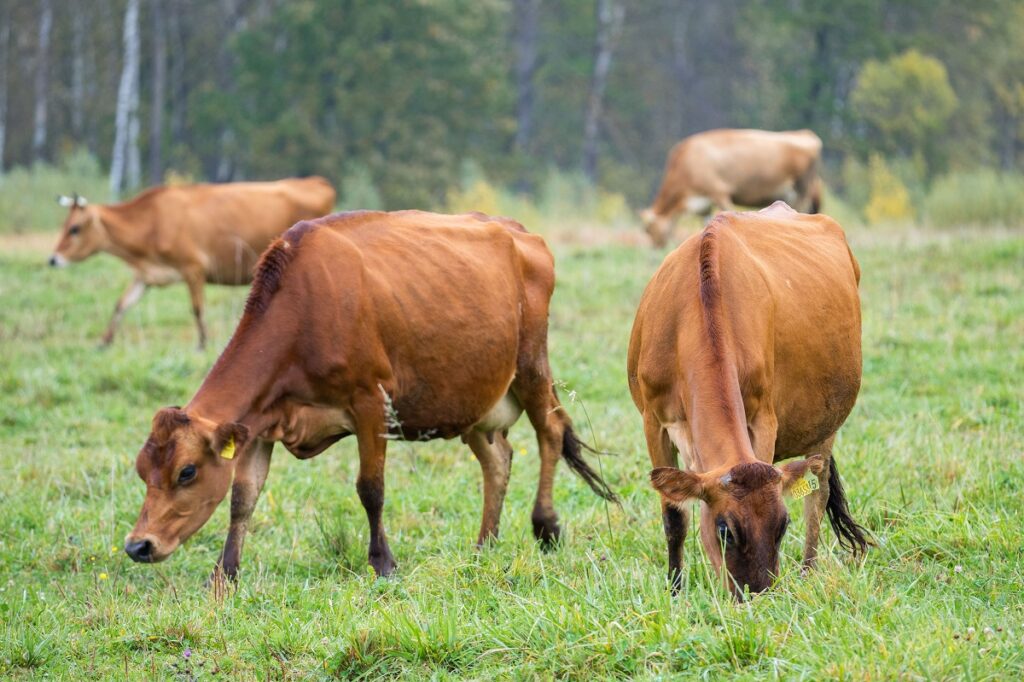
xmin=1 ymin=221 xmax=1022 ymax=679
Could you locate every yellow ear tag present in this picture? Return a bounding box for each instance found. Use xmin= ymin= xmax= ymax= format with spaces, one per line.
xmin=790 ymin=470 xmax=820 ymax=499
xmin=220 ymin=436 xmax=236 ymax=460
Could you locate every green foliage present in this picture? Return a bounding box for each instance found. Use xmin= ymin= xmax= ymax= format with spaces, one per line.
xmin=231 ymin=0 xmax=512 ymax=208
xmin=925 ymin=169 xmax=1024 ymax=227
xmin=863 ymin=155 xmax=914 ymax=224
xmin=851 ymin=50 xmax=958 ymax=172
xmin=1 ymin=226 xmax=1023 ymax=677
xmin=0 ymin=149 xmax=109 ymax=234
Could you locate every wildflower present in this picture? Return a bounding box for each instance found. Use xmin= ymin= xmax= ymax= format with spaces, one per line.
xmin=99 ymin=573 xmax=108 ymax=581
xmin=183 ymin=647 xmax=192 ymax=660
xmin=110 ymin=546 xmax=119 ymax=555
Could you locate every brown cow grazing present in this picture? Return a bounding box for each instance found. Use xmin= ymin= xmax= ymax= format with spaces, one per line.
xmin=627 ymin=202 xmax=869 ymax=599
xmin=124 ymin=210 xmax=616 ymax=579
xmin=49 ymin=177 xmax=336 ymax=348
xmin=641 ymin=129 xmax=823 ymax=247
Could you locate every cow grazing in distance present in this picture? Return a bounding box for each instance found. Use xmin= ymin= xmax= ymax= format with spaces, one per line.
xmin=49 ymin=177 xmax=336 ymax=348
xmin=641 ymin=129 xmax=823 ymax=247
xmin=627 ymin=202 xmax=870 ymax=599
xmin=124 ymin=210 xmax=617 ymax=580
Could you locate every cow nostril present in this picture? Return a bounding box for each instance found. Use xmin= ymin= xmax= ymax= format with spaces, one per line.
xmin=48 ymin=256 xmax=57 ymax=267
xmin=125 ymin=539 xmax=154 ymax=563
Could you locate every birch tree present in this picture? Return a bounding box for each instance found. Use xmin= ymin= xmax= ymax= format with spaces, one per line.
xmin=582 ymin=0 xmax=624 ymax=182
xmin=150 ymin=0 xmax=167 ymax=184
xmin=32 ymin=0 xmax=53 ymax=162
xmin=110 ymin=0 xmax=141 ymax=197
xmin=0 ymin=4 xmax=9 ymax=177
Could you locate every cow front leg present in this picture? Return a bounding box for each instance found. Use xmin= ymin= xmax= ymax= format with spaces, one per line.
xmin=645 ymin=411 xmax=688 ymax=591
xmin=465 ymin=430 xmax=513 ymax=546
xmin=183 ymin=272 xmax=208 ymax=350
xmin=355 ymin=416 xmax=396 ymax=577
xmin=212 ymin=439 xmax=273 ymax=583
xmin=101 ymin=277 xmax=147 ymax=347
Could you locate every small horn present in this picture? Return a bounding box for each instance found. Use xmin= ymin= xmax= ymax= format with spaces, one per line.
xmin=76 ymin=195 xmax=88 ymax=207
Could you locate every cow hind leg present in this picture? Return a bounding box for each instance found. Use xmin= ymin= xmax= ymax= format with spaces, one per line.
xmin=211 ymin=439 xmax=273 ymax=584
xmin=354 ymin=413 xmax=397 ymax=577
xmin=465 ymin=430 xmax=513 ymax=547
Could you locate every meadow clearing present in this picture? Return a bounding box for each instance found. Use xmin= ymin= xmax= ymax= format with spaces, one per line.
xmin=0 ymin=219 xmax=1022 ymax=680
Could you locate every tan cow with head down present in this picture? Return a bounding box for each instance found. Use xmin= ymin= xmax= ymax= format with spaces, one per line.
xmin=124 ymin=210 xmax=615 ymax=580
xmin=641 ymin=129 xmax=823 ymax=247
xmin=628 ymin=202 xmax=869 ymax=599
xmin=49 ymin=177 xmax=336 ymax=347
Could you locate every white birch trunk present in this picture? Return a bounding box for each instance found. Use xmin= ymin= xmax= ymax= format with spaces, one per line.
xmin=110 ymin=0 xmax=141 ymax=198
xmin=582 ymin=0 xmax=624 ymax=183
xmin=32 ymin=0 xmax=53 ymax=162
xmin=0 ymin=15 xmax=9 ymax=177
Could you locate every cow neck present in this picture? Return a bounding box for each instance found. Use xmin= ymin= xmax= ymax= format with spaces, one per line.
xmin=686 ymin=225 xmax=757 ymax=471
xmin=186 ymin=324 xmax=292 ymax=439
xmin=96 ymin=201 xmax=155 ymax=260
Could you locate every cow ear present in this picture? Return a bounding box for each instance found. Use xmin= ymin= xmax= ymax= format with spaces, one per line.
xmin=57 ymin=195 xmax=73 ymax=207
xmin=211 ymin=422 xmax=249 ymax=460
xmin=76 ymin=195 xmax=88 ymax=207
xmin=650 ymin=467 xmax=706 ymax=504
xmin=779 ymin=455 xmax=825 ymax=493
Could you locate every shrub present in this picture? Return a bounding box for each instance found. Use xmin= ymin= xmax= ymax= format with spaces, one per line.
xmin=864 ymin=155 xmax=914 ymax=224
xmin=0 ymin=149 xmax=109 ymax=234
xmin=925 ymin=169 xmax=1024 ymax=228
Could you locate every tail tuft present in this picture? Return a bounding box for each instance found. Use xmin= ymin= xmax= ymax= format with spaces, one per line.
xmin=562 ymin=425 xmax=618 ymax=503
xmin=826 ymin=456 xmax=872 ymax=555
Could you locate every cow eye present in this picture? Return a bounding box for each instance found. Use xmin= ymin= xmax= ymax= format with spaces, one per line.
xmin=717 ymin=520 xmax=734 ymax=546
xmin=68 ymin=225 xmax=81 ymax=236
xmin=177 ymin=464 xmax=197 ymax=485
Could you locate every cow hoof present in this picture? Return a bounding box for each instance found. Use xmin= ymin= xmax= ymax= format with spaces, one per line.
xmin=370 ymin=553 xmax=397 ymax=578
xmin=532 ymin=518 xmax=562 ymax=551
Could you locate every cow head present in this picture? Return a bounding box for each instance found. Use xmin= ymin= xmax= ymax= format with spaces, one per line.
xmin=124 ymin=407 xmax=248 ymax=563
xmin=640 ymin=208 xmax=673 ymax=248
xmin=651 ymin=455 xmax=824 ymax=599
xmin=50 ymin=194 xmax=105 ymax=266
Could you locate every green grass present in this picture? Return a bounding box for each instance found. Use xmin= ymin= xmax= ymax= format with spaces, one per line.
xmin=1 ymin=221 xmax=1022 ymax=679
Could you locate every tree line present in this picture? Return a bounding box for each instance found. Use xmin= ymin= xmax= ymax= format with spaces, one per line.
xmin=0 ymin=0 xmax=1021 ymax=208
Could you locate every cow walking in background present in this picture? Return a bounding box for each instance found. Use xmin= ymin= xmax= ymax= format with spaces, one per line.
xmin=641 ymin=129 xmax=823 ymax=247
xmin=628 ymin=202 xmax=869 ymax=600
xmin=49 ymin=177 xmax=336 ymax=348
xmin=124 ymin=210 xmax=616 ymax=580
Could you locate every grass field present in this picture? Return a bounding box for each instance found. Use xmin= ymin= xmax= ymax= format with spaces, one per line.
xmin=1 ymin=220 xmax=1022 ymax=680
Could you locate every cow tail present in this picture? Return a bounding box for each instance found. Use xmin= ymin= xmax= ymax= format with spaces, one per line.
xmin=562 ymin=425 xmax=618 ymax=503
xmin=825 ymin=456 xmax=872 ymax=555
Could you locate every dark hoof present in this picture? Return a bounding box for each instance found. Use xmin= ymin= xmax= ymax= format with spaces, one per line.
xmin=668 ymin=568 xmax=682 ymax=595
xmin=370 ymin=553 xmax=397 ymax=578
xmin=532 ymin=518 xmax=562 ymax=551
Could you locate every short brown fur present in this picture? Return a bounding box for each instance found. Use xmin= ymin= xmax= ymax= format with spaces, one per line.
xmin=125 ymin=210 xmax=614 ymax=579
xmin=629 ymin=202 xmax=868 ymax=599
xmin=50 ymin=177 xmax=336 ymax=347
xmin=641 ymin=129 xmax=823 ymax=247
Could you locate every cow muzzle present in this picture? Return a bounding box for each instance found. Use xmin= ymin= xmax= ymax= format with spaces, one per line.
xmin=124 ymin=534 xmax=173 ymax=563
xmin=48 ymin=253 xmax=68 ymax=268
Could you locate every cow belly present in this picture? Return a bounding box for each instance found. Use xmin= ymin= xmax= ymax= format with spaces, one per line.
xmin=471 ymin=391 xmax=523 ymax=434
xmin=139 ymin=264 xmax=183 ymax=286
